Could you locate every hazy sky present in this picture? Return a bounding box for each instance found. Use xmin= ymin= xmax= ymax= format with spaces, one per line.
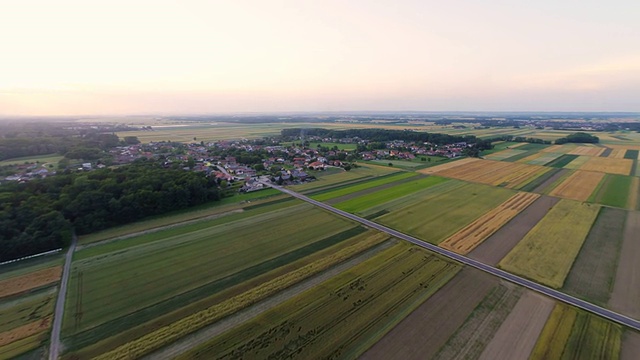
xmin=1 ymin=0 xmax=639 ymax=115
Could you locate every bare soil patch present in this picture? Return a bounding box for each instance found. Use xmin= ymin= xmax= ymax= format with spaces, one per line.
xmin=531 ymin=168 xmax=568 ymax=193
xmin=609 ymin=211 xmax=640 ymax=319
xmin=360 ymin=268 xmax=497 ymax=360
xmin=621 ymin=330 xmax=640 ymax=360
xmin=469 ymin=196 xmax=560 ymax=265
xmin=478 ymin=291 xmax=554 ymax=360
xmin=0 ymin=267 xmax=62 ymax=299
xmin=0 ymin=317 xmax=50 ymax=347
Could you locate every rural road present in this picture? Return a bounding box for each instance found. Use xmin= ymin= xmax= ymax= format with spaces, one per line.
xmin=263 ymin=182 xmax=640 ymax=331
xmin=49 ymin=231 xmax=77 ymax=360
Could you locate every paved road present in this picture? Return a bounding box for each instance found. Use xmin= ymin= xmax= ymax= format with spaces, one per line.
xmin=49 ymin=232 xmax=77 ymax=360
xmin=263 ymin=182 xmax=640 ymax=331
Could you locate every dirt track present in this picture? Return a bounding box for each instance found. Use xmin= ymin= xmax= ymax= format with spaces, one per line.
xmin=360 ymin=268 xmax=497 ymax=360
xmin=478 ymin=291 xmax=554 ymax=360
xmin=470 ymin=195 xmax=560 ymax=265
xmin=609 ymin=211 xmax=640 ymax=319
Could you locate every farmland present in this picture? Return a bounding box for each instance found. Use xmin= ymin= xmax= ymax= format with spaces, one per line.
xmin=530 ymin=304 xmax=622 ymax=360
xmin=580 ymin=157 xmax=634 ymax=175
xmin=377 ymin=182 xmax=515 ymax=244
xmin=309 ymin=171 xmax=417 ymax=202
xmin=609 ymin=212 xmax=640 ymax=320
xmin=548 ymin=170 xmax=605 ymax=202
xmin=175 ymin=243 xmax=460 ymax=360
xmin=569 ymin=146 xmax=606 ymax=157
xmin=499 ymin=200 xmax=600 ymax=288
xmin=562 ymin=207 xmax=625 ymax=305
xmin=424 ymin=159 xmax=550 ymax=189
xmin=590 ymin=175 xmax=634 ymax=208
xmin=0 ymin=153 xmax=64 ymax=166
xmin=440 ymin=192 xmax=540 ymax=254
xmin=333 ymin=176 xmax=450 ymax=214
xmin=293 ymin=164 xmax=399 ymax=192
xmin=62 ymin=202 xmax=363 ymax=353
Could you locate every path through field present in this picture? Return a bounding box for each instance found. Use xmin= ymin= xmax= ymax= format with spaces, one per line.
xmin=49 ymin=232 xmax=77 ymax=360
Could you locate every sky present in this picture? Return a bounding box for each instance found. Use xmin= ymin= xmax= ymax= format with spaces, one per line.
xmin=1 ymin=0 xmax=639 ymax=115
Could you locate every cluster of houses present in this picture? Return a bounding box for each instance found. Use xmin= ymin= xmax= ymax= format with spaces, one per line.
xmin=2 ymin=163 xmax=53 ymax=182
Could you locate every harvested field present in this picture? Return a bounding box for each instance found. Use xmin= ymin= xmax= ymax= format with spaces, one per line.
xmin=548 ymin=170 xmax=605 ymax=201
xmin=609 ymin=211 xmax=640 ymax=319
xmin=530 ymin=304 xmax=622 ymax=360
xmin=564 ymin=155 xmax=591 ymax=169
xmin=569 ymin=146 xmax=606 ymax=157
xmin=587 ymin=157 xmax=635 ymax=176
xmin=0 ymin=317 xmax=50 ymax=347
xmin=499 ymin=200 xmax=600 ymax=288
xmin=630 ymin=177 xmax=640 ymax=210
xmin=521 ymin=151 xmax=563 ymax=166
xmin=417 ymin=157 xmax=480 ymax=174
xmin=580 ymin=156 xmax=634 ymax=175
xmin=591 ymin=175 xmax=633 ymax=208
xmin=434 ymin=282 xmax=523 ymax=359
xmin=609 ymin=148 xmax=627 ymax=158
xmin=0 ymin=266 xmax=61 ymax=299
xmin=0 ymin=333 xmax=47 ymax=360
xmin=542 ymin=144 xmax=572 ymax=153
xmin=545 ymin=154 xmax=579 ymax=168
xmin=622 ymin=331 xmax=640 ymax=360
xmin=174 ymin=244 xmax=460 ymax=360
xmin=378 ymin=183 xmax=514 ymax=244
xmin=484 ymin=149 xmax=527 ymax=161
xmin=470 ymin=196 xmax=560 ymax=265
xmin=429 ymin=159 xmax=549 ymax=189
xmin=562 ymin=207 xmax=625 ymax=305
xmin=361 ymin=268 xmax=497 ymax=360
xmin=440 ymin=192 xmax=540 ymax=254
xmin=478 ymin=291 xmax=554 ymax=360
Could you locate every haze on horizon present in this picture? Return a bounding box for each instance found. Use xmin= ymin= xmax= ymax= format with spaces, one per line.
xmin=1 ymin=0 xmax=639 ymax=116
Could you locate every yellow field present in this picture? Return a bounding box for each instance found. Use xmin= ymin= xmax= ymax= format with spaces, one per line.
xmin=607 ymin=148 xmax=627 ymax=159
xmin=516 ymin=152 xmax=543 ymax=163
xmin=579 ymin=157 xmax=633 ymax=176
xmin=417 ymin=157 xmax=481 ymax=174
xmin=541 ymin=144 xmax=575 ymax=154
xmin=499 ymin=200 xmax=600 ymax=288
xmin=563 ymin=156 xmax=590 ymax=170
xmin=440 ymin=192 xmax=540 ymax=254
xmin=568 ymin=146 xmax=605 ymax=157
xmin=428 ymin=159 xmax=549 ymax=189
xmin=606 ymin=144 xmax=640 ymax=151
xmin=0 ymin=266 xmax=62 ymax=299
xmin=0 ymin=317 xmax=50 ymax=347
xmin=549 ymin=170 xmax=605 ymax=201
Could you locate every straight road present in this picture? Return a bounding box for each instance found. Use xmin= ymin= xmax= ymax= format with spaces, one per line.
xmin=49 ymin=231 xmax=77 ymax=360
xmin=263 ymin=182 xmax=640 ymax=331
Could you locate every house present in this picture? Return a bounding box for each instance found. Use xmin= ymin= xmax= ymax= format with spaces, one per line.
xmin=308 ymin=161 xmax=325 ymax=170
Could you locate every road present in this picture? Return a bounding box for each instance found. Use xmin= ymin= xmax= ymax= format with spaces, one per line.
xmin=263 ymin=182 xmax=640 ymax=331
xmin=49 ymin=231 xmax=77 ymax=360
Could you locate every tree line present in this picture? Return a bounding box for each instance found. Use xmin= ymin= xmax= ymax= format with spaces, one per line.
xmin=0 ymin=158 xmax=220 ymax=261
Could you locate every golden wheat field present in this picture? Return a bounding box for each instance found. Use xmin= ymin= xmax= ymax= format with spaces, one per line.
xmin=549 ymin=171 xmax=605 ymax=201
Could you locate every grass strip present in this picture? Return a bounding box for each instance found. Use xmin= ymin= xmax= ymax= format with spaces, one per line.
xmin=546 ymin=154 xmax=579 ymax=168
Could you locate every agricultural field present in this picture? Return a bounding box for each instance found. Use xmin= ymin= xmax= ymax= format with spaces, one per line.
xmin=569 ymin=146 xmax=606 ymax=157
xmin=564 ymin=155 xmax=591 ymax=169
xmin=423 ymin=158 xmax=550 ymax=189
xmin=440 ymin=192 xmax=540 ymax=254
xmin=530 ymin=304 xmax=622 ymax=360
xmin=548 ymin=170 xmax=605 ymax=202
xmin=309 ymin=172 xmax=417 ymax=202
xmin=0 ymin=257 xmax=62 ymax=359
xmin=562 ymin=207 xmax=625 ymax=305
xmin=367 ymin=158 xmax=438 ymax=169
xmin=62 ymin=202 xmax=363 ymax=352
xmin=580 ymin=157 xmax=634 ymax=176
xmin=610 ymin=212 xmax=640 ymax=320
xmin=589 ymin=175 xmax=634 ymax=208
xmin=481 ymin=141 xmax=524 ymax=155
xmin=377 ymin=182 xmax=515 ymax=244
xmin=333 ymin=176 xmax=449 ymax=214
xmin=0 ymin=153 xmax=64 ymax=166
xmin=293 ymin=164 xmax=399 ymax=192
xmin=483 ymin=148 xmax=528 ymax=161
xmin=545 ymin=154 xmax=579 ymax=168
xmin=499 ymin=200 xmax=600 ymax=288
xmin=174 ymin=243 xmax=460 ymax=360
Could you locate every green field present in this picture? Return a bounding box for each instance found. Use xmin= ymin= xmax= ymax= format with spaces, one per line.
xmin=523 ymin=151 xmax=563 ymax=166
xmin=176 ymin=243 xmax=460 ymax=359
xmin=310 ymin=172 xmax=417 ymax=201
xmin=499 ymin=200 xmax=600 ymax=288
xmin=62 ymin=202 xmax=361 ymax=351
xmin=484 ymin=149 xmax=528 ymax=161
xmin=368 ymin=158 xmax=439 ymax=169
xmin=590 ymin=174 xmax=633 ymax=208
xmin=0 ymin=153 xmax=64 ymax=166
xmin=293 ymin=164 xmax=399 ymax=192
xmin=546 ymin=154 xmax=579 ymax=168
xmin=530 ymin=304 xmax=621 ymax=360
xmin=624 ymin=149 xmax=639 ymax=160
xmin=377 ymin=182 xmax=515 ymax=244
xmin=334 ymin=176 xmax=450 ymax=214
